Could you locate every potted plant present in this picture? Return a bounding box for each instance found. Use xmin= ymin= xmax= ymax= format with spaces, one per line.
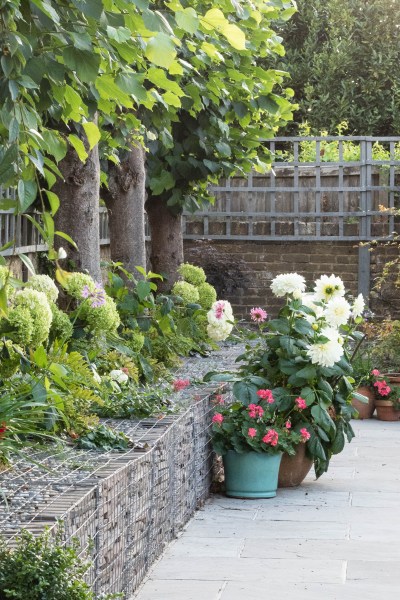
xmin=211 ymin=397 xmax=303 ymax=498
xmin=206 ymin=273 xmax=366 ymax=482
xmin=373 ymin=373 xmax=400 ymax=421
xmin=350 ymin=356 xmax=377 ymax=419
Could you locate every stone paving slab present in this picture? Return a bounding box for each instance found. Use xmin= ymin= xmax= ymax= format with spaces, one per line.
xmin=133 ymin=420 xmax=400 ymax=600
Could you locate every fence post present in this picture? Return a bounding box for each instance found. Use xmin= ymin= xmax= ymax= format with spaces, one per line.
xmin=358 ymin=139 xmax=371 ymax=304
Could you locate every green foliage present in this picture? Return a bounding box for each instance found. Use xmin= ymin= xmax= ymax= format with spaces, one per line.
xmin=275 ymin=0 xmax=400 ymax=135
xmin=75 ymin=424 xmax=131 ymax=452
xmin=95 ymin=385 xmax=173 ymax=419
xmin=0 ymin=528 xmax=119 ymax=599
xmin=368 ymin=320 xmax=400 ymax=372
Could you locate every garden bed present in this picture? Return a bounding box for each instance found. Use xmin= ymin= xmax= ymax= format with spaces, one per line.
xmin=0 ymin=344 xmax=240 ymax=598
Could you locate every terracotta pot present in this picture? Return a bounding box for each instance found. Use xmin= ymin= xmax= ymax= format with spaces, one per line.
xmin=278 ymin=443 xmax=313 ymax=488
xmin=375 ymin=399 xmax=400 ymax=421
xmin=385 ymin=373 xmax=400 ymax=384
xmin=352 ymin=386 xmax=375 ymax=419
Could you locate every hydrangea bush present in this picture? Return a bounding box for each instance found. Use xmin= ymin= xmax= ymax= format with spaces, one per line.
xmin=207 ymin=273 xmax=366 ymax=478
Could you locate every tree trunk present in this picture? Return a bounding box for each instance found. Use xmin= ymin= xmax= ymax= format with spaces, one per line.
xmin=53 ymin=134 xmax=101 ymax=281
xmin=102 ymin=143 xmax=146 ymax=276
xmin=145 ymin=195 xmax=183 ymax=292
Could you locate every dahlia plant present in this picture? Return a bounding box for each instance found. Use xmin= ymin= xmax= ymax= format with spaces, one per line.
xmin=206 ymin=273 xmax=366 ymax=478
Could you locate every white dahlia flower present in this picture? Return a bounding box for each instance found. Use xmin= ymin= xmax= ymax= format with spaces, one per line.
xmin=270 ymin=273 xmax=306 ymax=298
xmin=352 ymin=293 xmax=365 ymax=318
xmin=313 ymin=274 xmax=345 ymax=302
xmin=324 ymin=297 xmax=351 ymax=328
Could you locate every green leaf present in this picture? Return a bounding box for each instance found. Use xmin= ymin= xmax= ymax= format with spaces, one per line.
xmin=82 ymin=122 xmax=100 ymax=150
xmin=233 ymin=379 xmax=259 ymax=405
xmin=19 ymin=253 xmax=36 ymax=276
xmin=68 ymin=134 xmax=88 ymax=162
xmin=55 ymin=230 xmax=77 ymax=249
xmin=145 ymin=33 xmax=177 ymax=69
xmin=293 ymin=318 xmax=314 ymax=336
xmin=221 ymin=23 xmax=246 ymax=50
xmin=307 ymin=432 xmax=326 ymax=461
xmin=17 ymin=180 xmax=37 ymax=212
xmin=71 ymin=0 xmax=103 ymax=18
xmin=33 ymin=345 xmax=47 ymax=368
xmin=311 ymin=405 xmax=336 ymax=437
xmin=176 ymin=8 xmax=199 ymax=34
xmin=0 ymin=145 xmax=18 ymax=184
xmin=331 ymin=427 xmax=345 ymax=455
xmin=45 ymin=190 xmax=60 ymax=215
xmin=96 ymin=74 xmax=133 ymax=108
xmin=9 ymin=118 xmax=19 ymax=142
xmin=288 ymin=365 xmax=317 ymax=385
xmin=258 ymin=95 xmax=280 ymax=113
xmin=268 ymin=318 xmax=290 ymax=334
xmin=136 ymin=280 xmax=152 ymax=301
xmin=116 ymin=73 xmax=148 ymax=102
xmin=63 ymin=47 xmax=101 ymax=83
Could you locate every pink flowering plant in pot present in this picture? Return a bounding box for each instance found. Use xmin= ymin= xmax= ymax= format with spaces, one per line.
xmin=211 ymin=393 xmax=304 ymax=457
xmin=206 ymin=273 xmax=367 ymax=479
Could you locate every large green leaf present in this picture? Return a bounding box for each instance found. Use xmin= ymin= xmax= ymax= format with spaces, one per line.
xmin=233 ymin=380 xmax=259 ymax=405
xmin=17 ymin=180 xmax=37 ymax=212
xmin=176 ymin=7 xmax=199 ymax=34
xmin=311 ymin=405 xmax=336 ymax=437
xmin=63 ymin=47 xmax=101 ymax=83
xmin=145 ymin=33 xmax=177 ymax=69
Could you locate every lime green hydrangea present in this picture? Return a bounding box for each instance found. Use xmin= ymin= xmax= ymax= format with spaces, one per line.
xmin=13 ymin=289 xmax=53 ymax=346
xmin=0 ymin=265 xmax=12 ymax=296
xmin=85 ymin=296 xmax=120 ymax=335
xmin=64 ymin=272 xmax=95 ymax=299
xmin=197 ymin=282 xmax=217 ymax=309
xmin=7 ymin=305 xmax=34 ymax=346
xmin=50 ymin=304 xmax=73 ymax=342
xmin=126 ymin=330 xmax=145 ymax=353
xmin=0 ymin=340 xmax=22 ymax=379
xmin=26 ymin=274 xmax=59 ymax=304
xmin=178 ymin=263 xmax=206 ymax=286
xmin=172 ymin=281 xmax=200 ymax=304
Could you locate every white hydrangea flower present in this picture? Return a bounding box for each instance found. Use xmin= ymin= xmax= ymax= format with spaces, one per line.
xmin=207 ymin=300 xmax=234 ymax=326
xmin=352 ymin=293 xmax=365 ymax=318
xmin=110 ymin=369 xmax=129 ymax=384
xmin=313 ymin=274 xmax=345 ymax=301
xmin=323 ymin=297 xmax=351 ymax=328
xmin=306 ymin=336 xmax=344 ymax=368
xmin=270 ymin=273 xmax=306 ymax=297
xmin=207 ymin=321 xmax=233 ymax=342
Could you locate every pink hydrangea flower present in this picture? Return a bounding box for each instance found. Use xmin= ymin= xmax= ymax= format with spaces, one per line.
xmin=248 ymin=403 xmax=264 ymax=418
xmin=295 ymin=396 xmax=307 ymax=410
xmin=285 ymin=420 xmax=292 ymax=429
xmin=262 ymin=429 xmax=279 ymax=446
xmin=212 ymin=413 xmax=224 ymax=425
xmin=214 ymin=301 xmax=226 ymax=320
xmin=173 ymin=378 xmax=190 ymax=392
xmin=247 ymin=427 xmax=257 ymax=438
xmin=374 ymin=380 xmax=391 ymax=397
xmin=300 ymin=428 xmax=311 ymax=442
xmin=371 ymin=369 xmax=381 ymax=377
xmin=250 ymin=307 xmax=268 ymax=323
xmin=256 ymin=389 xmax=274 ymax=404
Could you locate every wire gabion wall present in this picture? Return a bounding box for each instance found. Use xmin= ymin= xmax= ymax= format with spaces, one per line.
xmin=60 ymin=393 xmax=216 ymax=598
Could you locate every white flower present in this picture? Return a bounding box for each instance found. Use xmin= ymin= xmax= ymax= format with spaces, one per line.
xmin=207 ymin=300 xmax=234 ymax=326
xmin=323 ymin=297 xmax=351 ymax=328
xmin=306 ymin=336 xmax=344 ymax=368
xmin=58 ymin=247 xmax=67 ymax=259
xmin=313 ymin=274 xmax=345 ymax=301
xmin=110 ymin=369 xmax=129 ymax=384
xmin=270 ymin=273 xmax=306 ymax=298
xmin=91 ymin=365 xmax=102 ymax=384
xmin=352 ymin=293 xmax=365 ymax=318
xmin=207 ymin=321 xmax=233 ymax=342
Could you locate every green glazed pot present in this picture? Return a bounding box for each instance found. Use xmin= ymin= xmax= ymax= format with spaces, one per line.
xmin=222 ymin=450 xmax=282 ymax=499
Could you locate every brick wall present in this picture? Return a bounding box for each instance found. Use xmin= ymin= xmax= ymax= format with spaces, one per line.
xmin=184 ymin=239 xmax=362 ymax=318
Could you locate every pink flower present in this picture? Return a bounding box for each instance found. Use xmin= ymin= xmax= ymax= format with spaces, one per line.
xmin=214 ymin=301 xmax=226 ymax=320
xmin=300 ymin=428 xmax=311 ymax=442
xmin=248 ymin=403 xmax=264 ymax=418
xmin=295 ymin=397 xmax=307 ymax=410
xmin=371 ymin=369 xmax=381 ymax=377
xmin=247 ymin=427 xmax=257 ymax=438
xmin=373 ymin=380 xmax=391 ymax=397
xmin=173 ymin=378 xmax=190 ymax=392
xmin=285 ymin=420 xmax=292 ymax=429
xmin=250 ymin=307 xmax=268 ymax=323
xmin=212 ymin=413 xmax=224 ymax=425
xmin=213 ymin=394 xmax=225 ymax=405
xmin=262 ymin=429 xmax=279 ymax=446
xmin=256 ymin=389 xmax=274 ymax=404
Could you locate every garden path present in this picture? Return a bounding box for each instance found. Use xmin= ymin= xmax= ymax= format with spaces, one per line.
xmin=133 ymin=418 xmax=400 ymax=599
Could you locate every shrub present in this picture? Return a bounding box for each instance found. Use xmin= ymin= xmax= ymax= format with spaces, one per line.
xmin=171 ymin=281 xmax=199 ymax=304
xmin=178 ymin=263 xmax=206 ymax=286
xmin=197 ymin=282 xmax=217 ymax=309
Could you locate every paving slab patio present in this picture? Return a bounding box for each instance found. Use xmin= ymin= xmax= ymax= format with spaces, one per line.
xmin=133 ymin=419 xmax=400 ymax=600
